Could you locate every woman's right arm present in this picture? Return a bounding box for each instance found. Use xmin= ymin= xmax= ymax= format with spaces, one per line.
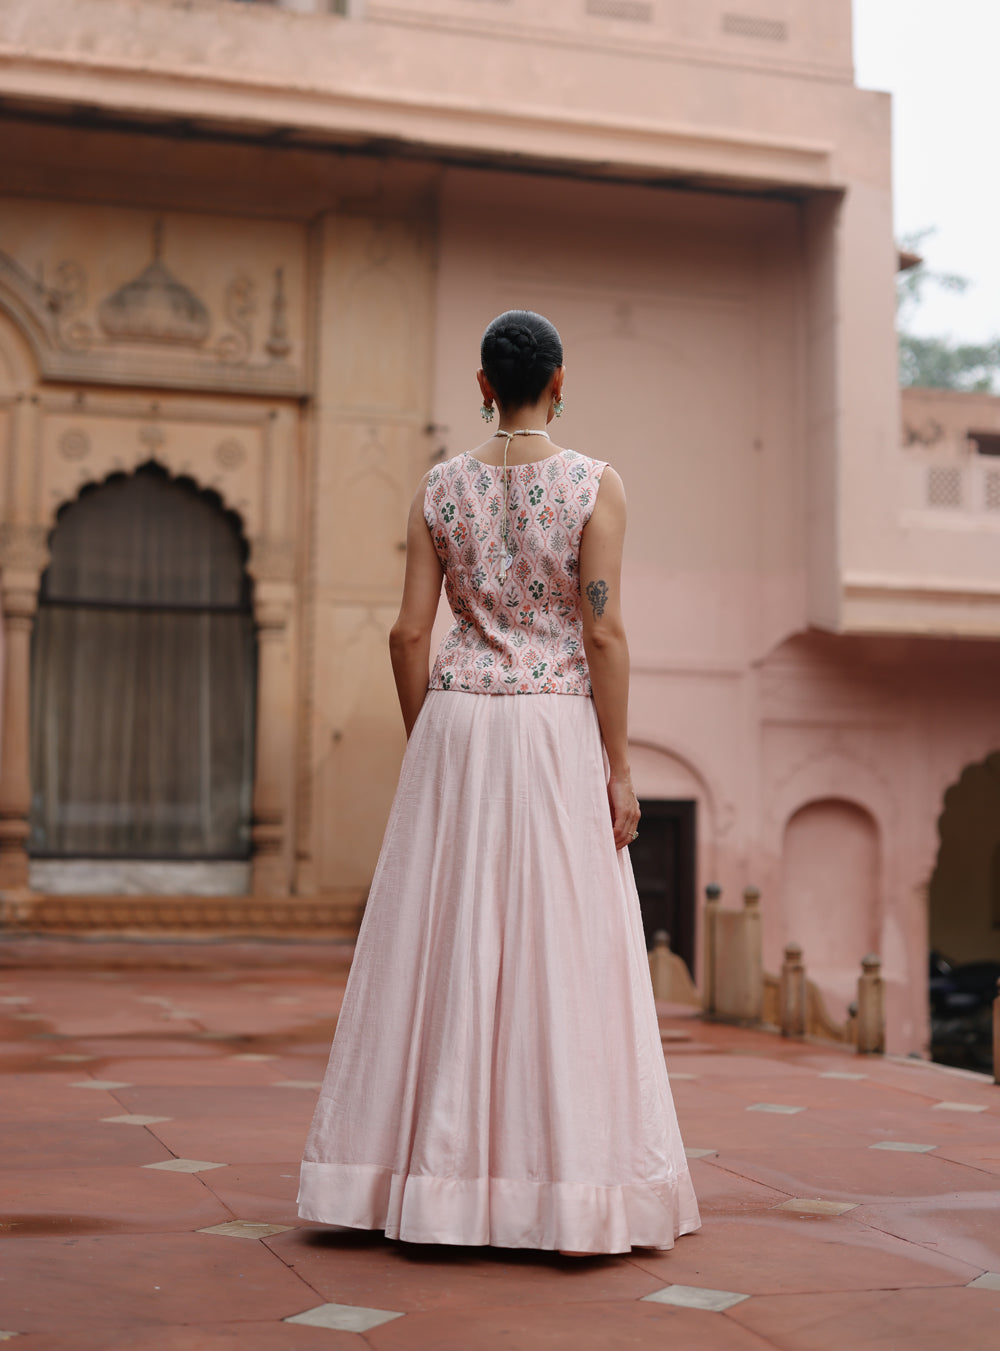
xmin=389 ymin=474 xmax=444 ymax=738
xmin=579 ymin=466 xmax=640 ymax=850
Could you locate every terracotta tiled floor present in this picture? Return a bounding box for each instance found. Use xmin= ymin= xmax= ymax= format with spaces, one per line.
xmin=2 ymin=938 xmax=999 ymax=1349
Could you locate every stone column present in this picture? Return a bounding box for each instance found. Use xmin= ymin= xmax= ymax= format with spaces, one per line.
xmin=0 ymin=565 xmax=42 ymax=893
xmin=249 ymin=574 xmax=296 ymax=897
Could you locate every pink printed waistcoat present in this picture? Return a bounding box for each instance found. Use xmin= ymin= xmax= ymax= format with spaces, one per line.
xmin=424 ymin=448 xmax=608 ymax=696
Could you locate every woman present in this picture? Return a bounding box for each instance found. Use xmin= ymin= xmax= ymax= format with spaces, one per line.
xmin=298 ymin=310 xmax=700 ymax=1254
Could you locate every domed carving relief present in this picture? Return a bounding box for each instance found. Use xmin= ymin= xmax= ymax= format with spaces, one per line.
xmin=98 ymin=222 xmax=210 ymax=347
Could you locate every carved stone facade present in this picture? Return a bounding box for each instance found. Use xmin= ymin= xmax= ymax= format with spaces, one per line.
xmin=1 ymin=0 xmax=999 ymax=1055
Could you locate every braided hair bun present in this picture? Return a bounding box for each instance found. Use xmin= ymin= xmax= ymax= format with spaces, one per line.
xmin=481 ymin=310 xmax=563 ymax=411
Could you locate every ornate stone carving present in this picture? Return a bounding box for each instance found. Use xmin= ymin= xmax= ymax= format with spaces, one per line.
xmin=215 ymin=274 xmax=256 ymax=364
xmin=51 ymin=261 xmax=95 ymax=351
xmin=98 ymin=221 xmax=210 ymax=347
xmin=58 ymin=428 xmax=90 ymax=461
xmin=903 ymin=419 xmax=945 ymax=448
xmin=249 ymin=536 xmax=296 ymax=583
xmin=0 ymin=522 xmax=49 ymax=575
xmin=215 ymin=438 xmax=247 ymax=470
xmin=266 ymin=267 xmax=292 ymax=360
xmin=139 ymin=424 xmax=165 ymax=455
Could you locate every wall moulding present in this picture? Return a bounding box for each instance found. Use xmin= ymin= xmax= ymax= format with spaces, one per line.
xmin=0 ymin=893 xmax=364 ymax=938
xmin=0 ymin=57 xmax=835 ymax=195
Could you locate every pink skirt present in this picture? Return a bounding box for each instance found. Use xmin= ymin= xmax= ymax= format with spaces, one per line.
xmin=297 ymin=691 xmax=700 ymax=1252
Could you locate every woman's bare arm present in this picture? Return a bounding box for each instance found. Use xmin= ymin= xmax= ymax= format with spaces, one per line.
xmin=389 ymin=474 xmax=444 ymax=738
xmin=579 ymin=466 xmax=640 ymax=850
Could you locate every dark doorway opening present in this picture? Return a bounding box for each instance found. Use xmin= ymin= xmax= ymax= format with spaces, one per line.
xmin=630 ymin=799 xmax=697 ymax=974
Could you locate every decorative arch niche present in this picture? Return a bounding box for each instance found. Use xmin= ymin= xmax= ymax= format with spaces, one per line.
xmin=781 ymin=797 xmax=881 ymax=1021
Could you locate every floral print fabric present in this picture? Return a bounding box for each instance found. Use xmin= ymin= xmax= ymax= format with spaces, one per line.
xmin=424 ymin=449 xmax=607 ymax=696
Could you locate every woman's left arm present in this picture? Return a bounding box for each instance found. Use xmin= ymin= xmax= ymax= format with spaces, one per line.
xmin=389 ymin=474 xmax=445 ymax=737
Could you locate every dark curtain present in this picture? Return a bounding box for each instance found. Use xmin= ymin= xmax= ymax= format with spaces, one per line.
xmin=29 ymin=465 xmax=256 ymax=858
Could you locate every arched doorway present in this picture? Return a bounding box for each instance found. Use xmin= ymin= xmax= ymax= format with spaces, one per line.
xmin=930 ymin=752 xmax=1000 ymax=965
xmin=29 ymin=463 xmax=256 ymax=876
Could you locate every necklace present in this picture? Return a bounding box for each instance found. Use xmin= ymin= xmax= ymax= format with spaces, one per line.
xmin=492 ymin=429 xmax=550 ymax=583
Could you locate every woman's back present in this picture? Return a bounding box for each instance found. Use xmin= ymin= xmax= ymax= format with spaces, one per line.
xmin=425 ymin=448 xmax=606 ymax=696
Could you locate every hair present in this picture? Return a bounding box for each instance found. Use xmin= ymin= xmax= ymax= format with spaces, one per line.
xmin=480 ymin=310 xmax=563 ymax=411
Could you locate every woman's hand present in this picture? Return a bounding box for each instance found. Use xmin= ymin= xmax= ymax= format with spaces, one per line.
xmin=607 ymin=773 xmax=640 ymax=851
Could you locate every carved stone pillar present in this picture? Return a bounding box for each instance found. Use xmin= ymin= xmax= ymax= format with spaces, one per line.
xmin=250 ymin=573 xmax=295 ymax=897
xmin=0 ymin=564 xmax=42 ymax=893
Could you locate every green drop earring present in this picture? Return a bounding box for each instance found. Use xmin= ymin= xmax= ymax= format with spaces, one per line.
xmin=553 ymin=398 xmax=565 ymax=418
xmin=481 ymin=403 xmax=495 ymax=423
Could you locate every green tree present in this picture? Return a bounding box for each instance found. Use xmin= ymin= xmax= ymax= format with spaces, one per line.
xmin=897 ymin=230 xmax=1000 ymax=393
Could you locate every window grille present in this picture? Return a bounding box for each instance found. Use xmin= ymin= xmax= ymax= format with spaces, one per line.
xmin=926 ymin=466 xmax=962 ymax=510
xmin=586 ymin=0 xmax=654 ymax=22
xmin=985 ymin=470 xmax=1000 ymax=513
xmin=722 ymin=13 xmax=788 ymax=41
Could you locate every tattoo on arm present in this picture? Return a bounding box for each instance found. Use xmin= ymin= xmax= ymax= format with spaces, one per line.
xmin=586 ymin=579 xmax=609 ymax=618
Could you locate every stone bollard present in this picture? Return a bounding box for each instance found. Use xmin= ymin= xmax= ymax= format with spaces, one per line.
xmin=994 ymin=978 xmax=1000 ymax=1086
xmin=650 ymin=930 xmax=672 ymax=1000
xmin=856 ymin=953 xmax=885 ymax=1055
xmin=649 ymin=929 xmax=700 ymax=1006
xmin=779 ymin=943 xmax=806 ymax=1038
xmin=703 ymin=884 xmax=721 ymax=1016
xmin=741 ymin=887 xmax=764 ymax=1024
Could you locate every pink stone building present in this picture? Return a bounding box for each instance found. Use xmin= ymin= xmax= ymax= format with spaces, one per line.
xmin=0 ymin=0 xmax=998 ymax=1055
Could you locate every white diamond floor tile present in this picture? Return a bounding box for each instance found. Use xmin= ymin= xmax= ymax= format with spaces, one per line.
xmin=819 ymin=1072 xmax=867 ymax=1080
xmin=274 ymin=1080 xmax=323 ymax=1089
xmin=968 ymin=1273 xmax=1000 ymax=1291
xmin=47 ymin=1054 xmax=96 ymax=1063
xmin=143 ymin=1158 xmax=226 ymax=1174
xmin=285 ymin=1303 xmax=406 ymax=1332
xmin=669 ymin=1073 xmax=698 ymax=1081
xmin=230 ymin=1053 xmax=277 ymax=1061
xmin=933 ymin=1102 xmax=988 ymax=1113
xmin=747 ymin=1103 xmax=805 ymax=1115
xmin=775 ymin=1198 xmax=857 ymax=1216
xmin=870 ymin=1141 xmax=937 ymax=1153
xmin=0 ymin=1331 xmax=20 ymax=1341
xmin=642 ymin=1284 xmax=750 ymax=1313
xmin=13 ymin=1013 xmax=46 ymax=1021
xmin=102 ymin=1114 xmax=173 ymax=1127
xmin=70 ymin=1080 xmax=132 ymax=1091
xmin=136 ymin=996 xmax=174 ymax=1006
xmin=685 ymin=1148 xmax=718 ymax=1159
xmin=199 ymin=1220 xmax=295 ymax=1240
xmin=0 ymin=996 xmax=32 ymax=1005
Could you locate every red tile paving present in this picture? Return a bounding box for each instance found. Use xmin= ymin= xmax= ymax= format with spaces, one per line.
xmin=1 ymin=936 xmax=999 ymax=1350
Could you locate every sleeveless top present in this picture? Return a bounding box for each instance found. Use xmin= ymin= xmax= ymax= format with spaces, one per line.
xmin=424 ymin=448 xmax=608 ymax=696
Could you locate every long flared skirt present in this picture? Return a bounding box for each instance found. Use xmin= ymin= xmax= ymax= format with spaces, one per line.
xmin=297 ymin=691 xmax=701 ymax=1252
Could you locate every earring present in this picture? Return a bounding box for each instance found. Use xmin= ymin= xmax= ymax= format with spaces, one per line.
xmin=553 ymin=398 xmax=565 ymax=418
xmin=481 ymin=403 xmax=495 ymax=423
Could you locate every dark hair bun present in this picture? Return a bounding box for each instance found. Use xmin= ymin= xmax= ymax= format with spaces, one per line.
xmin=481 ymin=310 xmax=562 ymax=411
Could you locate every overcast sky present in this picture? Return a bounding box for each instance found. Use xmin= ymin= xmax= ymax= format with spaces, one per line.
xmin=853 ymin=0 xmax=1000 ymax=344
